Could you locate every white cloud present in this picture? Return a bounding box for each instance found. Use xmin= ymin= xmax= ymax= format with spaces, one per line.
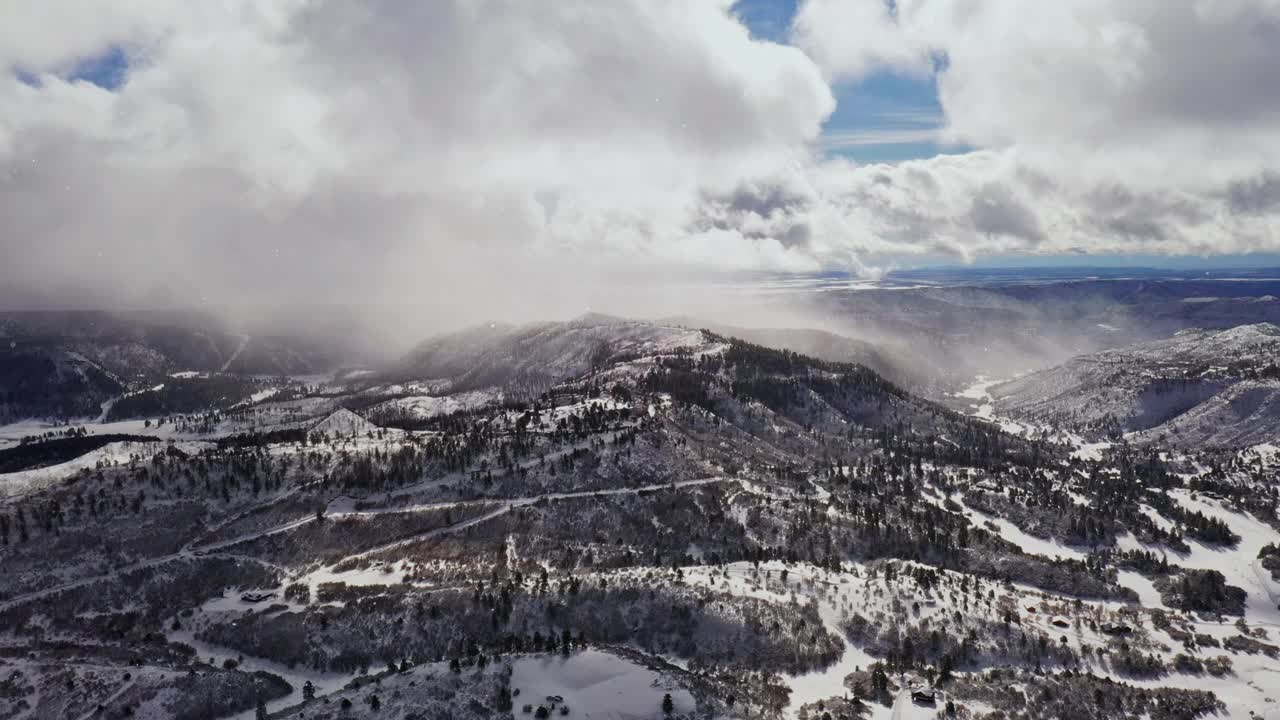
xmin=0 ymin=0 xmax=834 ymax=325
xmin=792 ymin=0 xmax=933 ymax=80
xmin=786 ymin=0 xmax=1280 ymax=260
xmin=2 ymin=0 xmax=1280 ymax=333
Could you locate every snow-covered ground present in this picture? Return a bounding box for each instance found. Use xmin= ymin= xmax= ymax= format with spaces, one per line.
xmin=367 ymin=388 xmax=502 ymax=421
xmin=309 ymin=408 xmax=381 ymax=436
xmin=682 ymin=561 xmax=879 ymax=718
xmin=490 ymin=397 xmax=631 ymax=432
xmin=962 ymin=501 xmax=1089 ymax=561
xmin=1168 ymin=490 xmax=1280 ymax=629
xmin=167 ymin=605 xmax=356 ymax=720
xmin=956 ymin=375 xmax=1040 ymax=435
xmin=956 ymin=376 xmax=1002 ymax=419
xmin=0 ymin=440 xmax=213 ymax=497
xmin=509 ymin=649 xmax=693 ymax=720
xmin=1115 ymin=569 xmax=1164 ymax=607
xmin=1072 ymin=439 xmax=1113 ymax=460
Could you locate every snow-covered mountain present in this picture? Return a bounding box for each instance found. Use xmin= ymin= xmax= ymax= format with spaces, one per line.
xmin=2 ymin=313 xmax=1279 ymax=719
xmin=661 ymin=318 xmax=942 ymax=393
xmin=398 ymin=313 xmax=709 ymax=394
xmin=1128 ymin=379 xmax=1280 ymax=447
xmin=992 ymin=323 xmax=1280 ymax=444
xmin=0 ymin=311 xmax=351 ymax=422
xmin=0 ymin=348 xmax=125 ymax=423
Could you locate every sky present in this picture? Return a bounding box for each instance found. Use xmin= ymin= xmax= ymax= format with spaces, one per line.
xmin=735 ymin=0 xmax=957 ymax=164
xmin=3 ymin=1 xmax=1280 ymax=329
xmin=735 ymin=0 xmax=1280 ymax=270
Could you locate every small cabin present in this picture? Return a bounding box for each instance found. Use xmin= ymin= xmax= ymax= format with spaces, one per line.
xmin=1051 ymin=618 xmax=1070 ymax=628
xmin=912 ymin=690 xmax=937 ymax=705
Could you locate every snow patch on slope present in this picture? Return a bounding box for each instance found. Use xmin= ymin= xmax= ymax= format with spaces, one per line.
xmin=310 ymin=408 xmax=379 ymax=436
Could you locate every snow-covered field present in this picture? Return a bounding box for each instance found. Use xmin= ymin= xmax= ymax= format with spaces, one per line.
xmin=369 ymin=390 xmax=500 ymax=420
xmin=0 ymin=439 xmax=213 ymax=497
xmin=510 ymin=649 xmax=694 ymax=720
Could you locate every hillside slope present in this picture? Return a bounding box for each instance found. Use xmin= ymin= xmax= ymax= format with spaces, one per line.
xmin=992 ymin=323 xmax=1280 ymax=444
xmin=0 ymin=311 xmax=344 ymax=422
xmin=397 ymin=313 xmax=708 ymax=394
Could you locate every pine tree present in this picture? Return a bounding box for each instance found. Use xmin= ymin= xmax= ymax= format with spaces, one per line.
xmin=662 ymin=693 xmax=674 ymax=715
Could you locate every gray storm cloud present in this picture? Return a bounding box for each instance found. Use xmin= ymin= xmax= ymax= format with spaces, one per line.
xmin=2 ymin=0 xmax=1280 ymax=334
xmin=0 ymin=0 xmax=835 ymax=331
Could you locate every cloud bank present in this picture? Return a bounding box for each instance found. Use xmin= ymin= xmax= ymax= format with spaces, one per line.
xmin=2 ymin=0 xmax=1280 ymax=329
xmin=794 ymin=0 xmax=1280 ymax=258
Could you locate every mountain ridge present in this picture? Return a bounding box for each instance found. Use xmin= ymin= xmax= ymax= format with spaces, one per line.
xmin=992 ymin=322 xmax=1280 ymax=445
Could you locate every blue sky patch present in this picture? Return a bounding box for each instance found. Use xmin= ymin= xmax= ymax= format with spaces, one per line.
xmin=733 ymin=0 xmax=948 ymax=163
xmin=732 ymin=0 xmax=800 ymax=43
xmin=15 ymin=68 xmax=41 ymax=88
xmin=69 ymin=46 xmax=130 ymax=90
